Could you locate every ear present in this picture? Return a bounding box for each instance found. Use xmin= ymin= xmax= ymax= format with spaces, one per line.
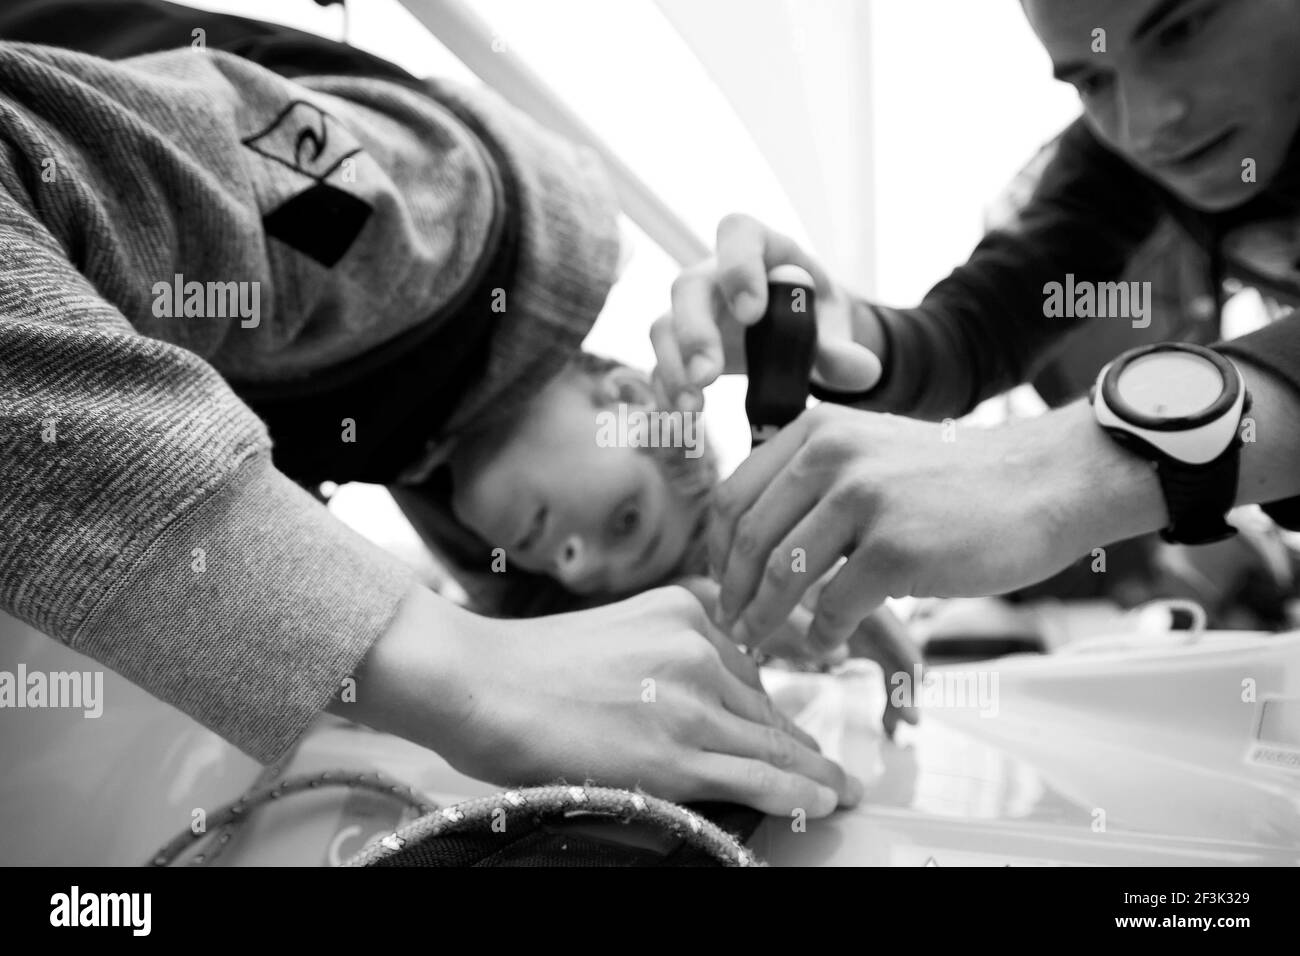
xmin=597 ymin=366 xmax=656 ymax=410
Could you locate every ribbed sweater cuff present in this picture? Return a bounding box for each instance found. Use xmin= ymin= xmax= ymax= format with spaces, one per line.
xmin=427 ymin=79 xmax=622 ymax=438
xmin=75 ymin=452 xmax=417 ymax=763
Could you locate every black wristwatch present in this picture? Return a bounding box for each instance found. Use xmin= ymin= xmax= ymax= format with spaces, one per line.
xmin=1089 ymin=343 xmax=1251 ymax=545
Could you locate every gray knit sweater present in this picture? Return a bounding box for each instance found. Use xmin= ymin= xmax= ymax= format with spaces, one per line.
xmin=0 ymin=42 xmax=620 ymax=761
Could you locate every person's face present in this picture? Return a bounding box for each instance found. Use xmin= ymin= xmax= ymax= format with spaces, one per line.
xmin=450 ymin=370 xmax=702 ymax=596
xmin=1023 ymin=0 xmax=1300 ymax=211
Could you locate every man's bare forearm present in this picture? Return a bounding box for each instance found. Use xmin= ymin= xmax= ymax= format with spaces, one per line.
xmin=1038 ymin=356 xmax=1300 ymax=557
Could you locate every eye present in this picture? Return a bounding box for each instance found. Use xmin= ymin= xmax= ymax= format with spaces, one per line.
xmin=609 ymin=500 xmax=642 ymax=540
xmin=516 ymin=506 xmax=547 ymax=551
xmin=1157 ymin=5 xmax=1216 ymax=48
xmin=1076 ymin=72 xmax=1113 ymax=99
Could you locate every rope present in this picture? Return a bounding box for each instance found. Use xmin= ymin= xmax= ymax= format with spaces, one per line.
xmin=342 ymin=784 xmax=766 ymax=867
xmin=145 ymin=770 xmax=438 ymax=867
xmin=186 ymin=748 xmax=296 ymax=866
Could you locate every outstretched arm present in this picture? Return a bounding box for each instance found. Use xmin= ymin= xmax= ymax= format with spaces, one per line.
xmin=707 ymin=327 xmax=1300 ymax=653
xmin=654 ymin=120 xmax=1166 ymax=421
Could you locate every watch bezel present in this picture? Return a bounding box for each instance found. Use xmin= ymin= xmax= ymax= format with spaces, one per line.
xmin=1099 ymin=343 xmax=1239 ymax=432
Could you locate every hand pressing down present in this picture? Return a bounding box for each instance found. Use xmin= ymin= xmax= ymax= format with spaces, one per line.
xmin=347 ymin=583 xmax=865 ymax=819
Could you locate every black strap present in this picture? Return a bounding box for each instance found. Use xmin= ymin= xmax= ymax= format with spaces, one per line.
xmin=1156 ymin=440 xmax=1242 ymax=545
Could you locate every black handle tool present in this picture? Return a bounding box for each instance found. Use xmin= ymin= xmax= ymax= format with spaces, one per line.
xmin=743 ymin=265 xmax=820 ymax=447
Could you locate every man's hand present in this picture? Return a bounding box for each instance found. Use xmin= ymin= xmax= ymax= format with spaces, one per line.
xmin=709 ymin=400 xmax=1169 ymax=652
xmin=673 ymin=574 xmax=847 ymax=667
xmin=338 ymin=583 xmax=864 ymax=819
xmin=651 ymin=213 xmax=884 ymax=413
xmin=676 ymin=574 xmax=921 ymax=732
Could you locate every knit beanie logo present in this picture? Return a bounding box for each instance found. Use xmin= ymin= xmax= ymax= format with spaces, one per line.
xmin=242 ymin=99 xmax=373 ymax=267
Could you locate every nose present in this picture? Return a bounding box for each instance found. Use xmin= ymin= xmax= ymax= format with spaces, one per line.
xmin=1116 ymin=73 xmax=1191 ymax=158
xmin=553 ymin=533 xmax=599 ymax=588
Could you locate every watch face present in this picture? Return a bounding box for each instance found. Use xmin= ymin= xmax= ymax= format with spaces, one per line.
xmin=1100 ymin=343 xmax=1240 ymax=432
xmin=1115 ymin=351 xmax=1224 ymax=420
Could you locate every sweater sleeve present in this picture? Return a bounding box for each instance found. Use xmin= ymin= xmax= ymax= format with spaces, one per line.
xmin=862 ymin=118 xmax=1167 ymax=420
xmin=1215 ymin=315 xmax=1300 ymax=530
xmin=0 ymin=192 xmax=417 ymax=762
xmin=0 ymin=42 xmax=619 ymax=761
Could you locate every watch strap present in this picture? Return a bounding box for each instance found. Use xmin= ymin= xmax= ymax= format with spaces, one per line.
xmin=1155 ymin=438 xmax=1241 ymax=545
